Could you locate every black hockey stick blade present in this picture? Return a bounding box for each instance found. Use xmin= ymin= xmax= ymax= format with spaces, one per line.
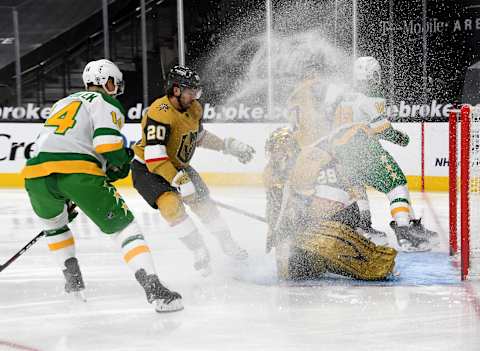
xmin=0 ymin=231 xmax=45 ymax=273
xmin=213 ymin=200 xmax=267 ymax=223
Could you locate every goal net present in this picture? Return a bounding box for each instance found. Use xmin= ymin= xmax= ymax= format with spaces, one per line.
xmin=449 ymin=105 xmax=480 ymax=280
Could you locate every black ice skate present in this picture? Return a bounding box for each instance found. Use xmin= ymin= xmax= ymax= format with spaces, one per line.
xmin=410 ymin=218 xmax=439 ymax=242
xmin=357 ymin=211 xmax=388 ymax=246
xmin=62 ymin=257 xmax=86 ymax=301
xmin=135 ymin=269 xmax=183 ymax=312
xmin=390 ymin=220 xmax=436 ymax=252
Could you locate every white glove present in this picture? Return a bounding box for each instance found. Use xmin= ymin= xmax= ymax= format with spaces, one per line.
xmin=223 ymin=138 xmax=255 ymax=164
xmin=172 ymin=170 xmax=196 ymax=199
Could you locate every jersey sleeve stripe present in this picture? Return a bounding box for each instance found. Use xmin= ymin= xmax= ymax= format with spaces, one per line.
xmin=369 ymin=119 xmax=390 ymax=133
xmin=95 ymin=142 xmax=124 ymax=154
xmin=93 ymin=134 xmax=124 ymax=154
xmin=93 ymin=127 xmax=122 ymax=138
xmin=144 ymin=144 xmax=168 ymax=162
xmin=146 ymin=157 xmax=169 ymax=163
xmin=93 ymin=134 xmax=123 ymax=147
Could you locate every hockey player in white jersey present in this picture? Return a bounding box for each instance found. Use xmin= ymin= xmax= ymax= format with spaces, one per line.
xmin=23 ymin=59 xmax=182 ymax=312
xmin=332 ymin=56 xmax=438 ymax=251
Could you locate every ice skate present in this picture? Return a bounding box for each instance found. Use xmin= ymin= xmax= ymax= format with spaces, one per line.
xmin=218 ymin=234 xmax=248 ymax=260
xmin=409 ymin=218 xmax=439 ymax=245
xmin=62 ymin=257 xmax=86 ymax=302
xmin=390 ymin=221 xmax=431 ymax=252
xmin=135 ymin=269 xmax=183 ymax=312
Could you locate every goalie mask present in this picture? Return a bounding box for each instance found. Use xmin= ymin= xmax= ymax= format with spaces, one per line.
xmin=82 ymin=59 xmax=125 ymax=96
xmin=167 ymin=65 xmax=202 ymax=99
xmin=353 ymin=56 xmax=381 ymax=85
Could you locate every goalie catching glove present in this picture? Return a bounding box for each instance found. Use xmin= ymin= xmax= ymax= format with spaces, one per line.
xmin=172 ymin=170 xmax=196 ymax=200
xmin=223 ymin=138 xmax=255 ymax=164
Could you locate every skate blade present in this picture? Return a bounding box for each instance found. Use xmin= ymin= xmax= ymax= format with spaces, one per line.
xmin=154 ymin=299 xmax=184 ymax=313
xmin=399 ymin=243 xmax=432 ymax=253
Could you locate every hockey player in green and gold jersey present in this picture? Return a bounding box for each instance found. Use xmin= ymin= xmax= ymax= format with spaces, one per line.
xmin=131 ymin=65 xmax=255 ymax=276
xmin=23 ymin=59 xmax=182 ymax=312
xmin=263 ymin=127 xmax=397 ymax=281
xmin=331 ymin=56 xmax=437 ymax=251
xmin=286 ymin=57 xmax=438 ymax=252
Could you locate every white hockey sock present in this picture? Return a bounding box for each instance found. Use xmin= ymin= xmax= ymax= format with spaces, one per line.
xmin=112 ymin=221 xmax=155 ymax=275
xmin=189 ymin=200 xmax=232 ymax=241
xmin=171 ymin=216 xmax=206 ymax=252
xmin=387 ymin=185 xmax=413 ymax=227
xmin=45 ymin=225 xmax=76 ymax=268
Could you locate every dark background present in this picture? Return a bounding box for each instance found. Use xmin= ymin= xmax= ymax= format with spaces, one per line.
xmin=0 ymin=0 xmax=478 ymax=120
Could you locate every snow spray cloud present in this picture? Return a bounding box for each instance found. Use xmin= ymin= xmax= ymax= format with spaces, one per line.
xmin=201 ymin=0 xmax=353 ymax=119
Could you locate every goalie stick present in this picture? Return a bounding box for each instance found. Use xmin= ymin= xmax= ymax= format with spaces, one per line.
xmin=0 ymin=231 xmax=45 ymax=273
xmin=213 ymin=200 xmax=266 ymax=223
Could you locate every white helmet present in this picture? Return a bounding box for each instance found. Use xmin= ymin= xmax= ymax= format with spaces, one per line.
xmin=82 ymin=59 xmax=124 ymax=96
xmin=353 ymin=56 xmax=381 ymax=84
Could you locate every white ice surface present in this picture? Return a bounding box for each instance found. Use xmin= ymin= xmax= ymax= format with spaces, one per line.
xmin=0 ymin=187 xmax=479 ymax=351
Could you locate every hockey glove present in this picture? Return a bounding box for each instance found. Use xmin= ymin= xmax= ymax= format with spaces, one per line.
xmin=223 ymin=138 xmax=255 ymax=164
xmin=172 ymin=170 xmax=196 ymax=200
xmin=106 ymin=148 xmax=134 ymax=183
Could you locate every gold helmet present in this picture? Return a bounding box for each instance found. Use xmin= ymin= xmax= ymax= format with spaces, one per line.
xmin=265 ymin=127 xmax=298 ymax=159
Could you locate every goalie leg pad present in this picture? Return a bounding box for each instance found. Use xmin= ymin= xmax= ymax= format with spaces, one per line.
xmin=156 ymin=192 xmax=186 ymax=225
xmin=297 ymin=221 xmax=397 ymax=280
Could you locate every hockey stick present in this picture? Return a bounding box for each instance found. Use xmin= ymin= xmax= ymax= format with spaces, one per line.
xmin=0 ymin=231 xmax=45 ymax=273
xmin=213 ymin=200 xmax=267 ymax=223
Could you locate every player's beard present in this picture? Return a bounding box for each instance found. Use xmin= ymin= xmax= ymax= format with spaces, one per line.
xmin=178 ymin=94 xmax=192 ymax=112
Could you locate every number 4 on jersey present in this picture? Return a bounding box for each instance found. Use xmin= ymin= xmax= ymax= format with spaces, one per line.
xmin=45 ymin=101 xmax=82 ymax=135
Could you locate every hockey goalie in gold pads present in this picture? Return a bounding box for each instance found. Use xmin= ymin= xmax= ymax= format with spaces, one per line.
xmin=264 ymin=127 xmax=397 ymax=281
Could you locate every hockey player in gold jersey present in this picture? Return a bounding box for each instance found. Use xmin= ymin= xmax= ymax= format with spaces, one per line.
xmin=131 ymin=65 xmax=255 ymax=275
xmin=264 ymin=127 xmax=397 ymax=281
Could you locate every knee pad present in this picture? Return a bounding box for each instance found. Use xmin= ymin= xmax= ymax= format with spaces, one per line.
xmin=40 ymin=205 xmax=69 ymax=231
xmin=156 ymin=192 xmax=186 ymax=225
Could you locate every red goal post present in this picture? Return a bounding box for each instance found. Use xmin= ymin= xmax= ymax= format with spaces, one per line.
xmin=449 ymin=104 xmax=480 ymax=280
